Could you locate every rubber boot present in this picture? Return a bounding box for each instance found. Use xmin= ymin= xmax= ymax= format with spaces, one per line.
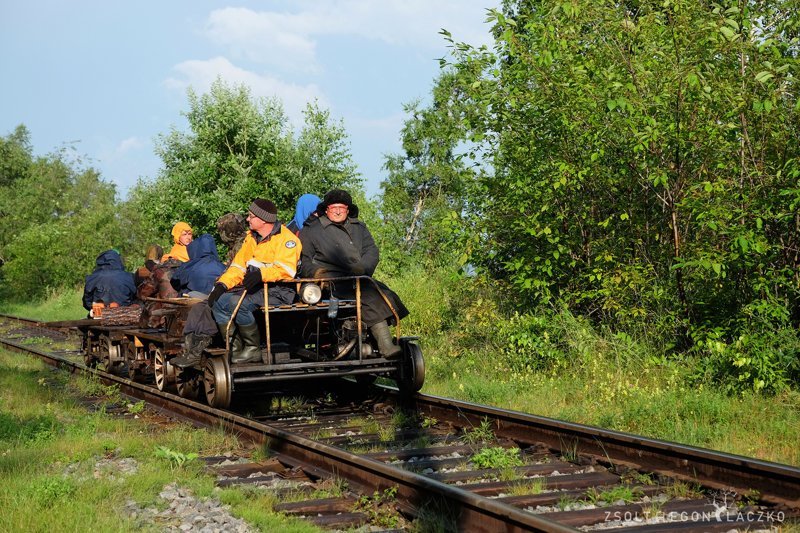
xmin=234 ymin=322 xmax=262 ymax=364
xmin=171 ymin=333 xmax=212 ymax=369
xmin=369 ymin=321 xmax=401 ymax=359
xmin=218 ymin=322 xmax=243 ymax=363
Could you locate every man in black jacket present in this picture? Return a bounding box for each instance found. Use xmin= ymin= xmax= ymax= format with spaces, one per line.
xmin=299 ymin=189 xmax=408 ymax=358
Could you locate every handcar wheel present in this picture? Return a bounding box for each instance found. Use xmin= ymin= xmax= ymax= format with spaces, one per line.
xmin=82 ymin=333 xmax=98 ymax=368
xmin=176 ymin=369 xmax=201 ymax=401
xmin=204 ymin=357 xmax=232 ymax=409
xmin=398 ymin=341 xmax=425 ymax=395
xmin=125 ymin=341 xmax=139 ymax=381
xmin=153 ymin=344 xmax=175 ymax=391
xmin=128 ymin=343 xmax=151 ymax=382
xmin=100 ymin=334 xmax=124 ymax=376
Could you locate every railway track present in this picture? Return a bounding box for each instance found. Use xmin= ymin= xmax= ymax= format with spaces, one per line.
xmin=1 ymin=313 xmax=798 ymax=532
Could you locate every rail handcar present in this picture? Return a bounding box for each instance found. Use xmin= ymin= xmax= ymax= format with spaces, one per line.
xmin=62 ymin=276 xmax=424 ymax=409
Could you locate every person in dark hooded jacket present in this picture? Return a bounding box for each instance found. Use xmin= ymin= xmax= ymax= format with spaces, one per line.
xmin=171 ymin=234 xmax=226 ymax=296
xmin=82 ymin=250 xmax=137 ymax=311
xmin=299 ymin=189 xmax=408 ymax=358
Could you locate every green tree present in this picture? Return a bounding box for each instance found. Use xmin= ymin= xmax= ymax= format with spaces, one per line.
xmin=380 ymin=71 xmax=479 ymax=270
xmin=0 ymin=124 xmax=32 ymax=188
xmin=129 ymin=79 xmax=361 ymax=249
xmin=392 ymin=0 xmax=800 ymax=390
xmin=0 ymin=144 xmax=125 ymax=299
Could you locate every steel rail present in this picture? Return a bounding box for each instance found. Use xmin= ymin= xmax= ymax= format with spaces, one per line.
xmin=0 ymin=336 xmax=575 ymax=532
xmin=0 ymin=312 xmax=44 ymax=326
xmin=392 ymin=389 xmax=800 ymax=508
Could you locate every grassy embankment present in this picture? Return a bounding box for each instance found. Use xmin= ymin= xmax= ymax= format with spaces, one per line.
xmin=3 ymin=277 xmax=799 ymax=467
xmin=0 ymin=335 xmax=321 ymax=532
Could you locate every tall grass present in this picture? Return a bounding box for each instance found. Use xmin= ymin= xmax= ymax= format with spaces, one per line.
xmin=0 ymin=285 xmax=85 ymax=321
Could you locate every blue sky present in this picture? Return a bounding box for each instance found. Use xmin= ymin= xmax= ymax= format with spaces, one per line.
xmin=0 ymin=1 xmax=494 ymax=199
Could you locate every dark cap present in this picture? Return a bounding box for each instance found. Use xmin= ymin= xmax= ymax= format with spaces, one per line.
xmin=249 ymin=198 xmax=277 ymax=223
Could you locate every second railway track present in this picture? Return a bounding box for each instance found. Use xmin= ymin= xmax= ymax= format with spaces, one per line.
xmin=1 ymin=314 xmax=798 ymax=532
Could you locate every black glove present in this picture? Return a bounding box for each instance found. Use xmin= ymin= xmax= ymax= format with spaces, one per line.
xmin=243 ymin=269 xmax=263 ymax=293
xmin=207 ymin=283 xmax=226 ymax=308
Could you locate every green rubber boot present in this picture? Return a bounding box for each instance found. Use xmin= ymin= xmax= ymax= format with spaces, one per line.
xmin=233 ymin=322 xmax=262 ymax=364
xmin=369 ymin=321 xmax=401 ymax=359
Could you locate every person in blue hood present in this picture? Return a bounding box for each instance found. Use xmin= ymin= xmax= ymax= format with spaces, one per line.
xmin=286 ymin=193 xmax=321 ymax=235
xmin=171 ymin=233 xmax=226 ymax=296
xmin=82 ymin=250 xmax=137 ymax=311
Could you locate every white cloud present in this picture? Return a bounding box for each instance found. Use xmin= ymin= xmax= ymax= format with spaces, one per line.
xmin=205 ymin=7 xmax=320 ymax=73
xmin=115 ymin=136 xmax=143 ymax=156
xmin=98 ymin=136 xmax=145 ymax=165
xmin=164 ymin=56 xmax=329 ymax=125
xmin=203 ymin=1 xmax=493 ymax=72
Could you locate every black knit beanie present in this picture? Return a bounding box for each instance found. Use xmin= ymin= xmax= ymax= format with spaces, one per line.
xmin=249 ymin=198 xmax=277 ymax=222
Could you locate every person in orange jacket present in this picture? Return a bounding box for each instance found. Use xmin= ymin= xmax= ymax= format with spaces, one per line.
xmin=161 ymin=222 xmax=193 ymax=262
xmin=206 ymin=199 xmax=302 ymax=363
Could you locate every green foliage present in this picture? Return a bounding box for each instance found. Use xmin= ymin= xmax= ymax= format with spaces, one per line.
xmin=126 ymin=401 xmax=146 ymax=415
xmin=388 ymin=0 xmax=800 ymax=394
xmin=470 ymin=447 xmax=523 ymax=469
xmin=379 ymin=264 xmax=459 ymax=336
xmin=30 ymin=476 xmax=77 ymax=508
xmin=74 ymin=374 xmax=120 ymax=400
xmin=154 ymin=446 xmax=199 ymax=469
xmin=0 ymin=412 xmax=60 ymax=444
xmin=505 ymin=476 xmax=547 ymax=496
xmin=128 ymin=79 xmax=361 ymax=249
xmin=692 ymin=326 xmax=800 ymax=393
xmin=0 ymin=140 xmax=126 ymax=299
xmin=496 ymin=312 xmax=568 ymax=372
xmin=585 ymin=485 xmax=642 ymax=505
xmin=0 ymin=124 xmax=32 ymax=188
xmin=379 ymin=72 xmax=478 ymax=269
xmin=461 ymin=417 xmax=495 ymax=444
xmin=421 ymin=416 xmax=438 ymax=428
xmin=354 ymin=487 xmax=401 ymax=529
xmin=0 ymin=285 xmax=84 ymax=321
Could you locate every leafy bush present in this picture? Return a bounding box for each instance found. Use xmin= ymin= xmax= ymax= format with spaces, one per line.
xmin=470 ymin=447 xmax=523 ymax=469
xmin=692 ymin=327 xmax=800 ymax=394
xmin=131 ymin=81 xmax=361 ymax=243
xmin=495 ymin=312 xmax=567 ymax=372
xmin=378 ymin=264 xmax=457 ymax=337
xmin=461 ymin=417 xmax=495 ymax=444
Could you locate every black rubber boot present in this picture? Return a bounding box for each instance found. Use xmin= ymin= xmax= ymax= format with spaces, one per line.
xmin=233 ymin=322 xmax=262 ymax=364
xmin=369 ymin=321 xmax=401 ymax=359
xmin=171 ymin=333 xmax=212 ymax=368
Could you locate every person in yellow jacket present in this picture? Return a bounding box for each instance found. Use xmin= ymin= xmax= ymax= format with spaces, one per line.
xmin=206 ymin=198 xmax=301 ymax=363
xmin=161 ymin=222 xmax=193 ymax=262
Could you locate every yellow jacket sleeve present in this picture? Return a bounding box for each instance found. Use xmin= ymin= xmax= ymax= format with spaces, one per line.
xmin=218 ymin=227 xmax=301 ymax=288
xmin=218 ymin=234 xmax=255 ymax=288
